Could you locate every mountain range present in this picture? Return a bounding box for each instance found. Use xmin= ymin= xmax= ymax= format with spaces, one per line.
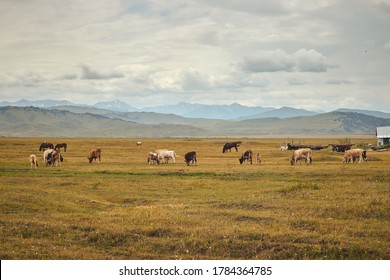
xmin=2 ymin=99 xmax=390 ymax=120
xmin=1 ymin=99 xmax=390 ymax=137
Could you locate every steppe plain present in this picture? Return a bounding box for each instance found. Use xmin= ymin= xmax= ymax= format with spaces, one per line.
xmin=0 ymin=137 xmax=389 ymax=259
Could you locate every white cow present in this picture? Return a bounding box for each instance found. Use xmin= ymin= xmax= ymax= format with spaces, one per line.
xmin=43 ymin=149 xmax=54 ymax=164
xmin=290 ymin=148 xmax=312 ymax=165
xmin=30 ymin=154 xmax=39 ymax=169
xmin=156 ymin=150 xmax=178 ymax=163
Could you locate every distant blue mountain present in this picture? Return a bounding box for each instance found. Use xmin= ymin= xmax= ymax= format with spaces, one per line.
xmin=242 ymin=106 xmax=318 ymax=119
xmin=2 ymin=99 xmax=389 ymax=120
xmin=94 ymin=100 xmax=137 ymax=112
xmin=0 ymin=99 xmax=75 ymax=108
xmin=141 ymin=102 xmax=275 ymax=119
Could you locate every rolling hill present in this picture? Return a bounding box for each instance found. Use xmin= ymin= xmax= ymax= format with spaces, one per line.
xmin=1 ymin=106 xmax=389 ymax=137
xmin=0 ymin=107 xmax=219 ymax=138
xmin=213 ymin=111 xmax=390 ymax=135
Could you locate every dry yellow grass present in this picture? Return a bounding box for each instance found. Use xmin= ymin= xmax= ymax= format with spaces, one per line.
xmin=0 ymin=137 xmax=389 ymax=259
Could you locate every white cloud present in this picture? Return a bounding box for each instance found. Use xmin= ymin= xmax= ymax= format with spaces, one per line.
xmin=0 ymin=0 xmax=389 ymax=112
xmin=239 ymin=49 xmax=333 ymax=73
xmin=240 ymin=49 xmax=295 ymax=73
xmin=295 ymin=49 xmax=332 ymax=72
xmin=384 ymin=40 xmax=390 ymax=52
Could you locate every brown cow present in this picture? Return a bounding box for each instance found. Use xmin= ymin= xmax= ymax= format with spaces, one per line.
xmin=46 ymin=150 xmax=62 ymax=167
xmin=290 ymin=149 xmax=312 ymax=165
xmin=88 ymin=149 xmax=101 ymax=163
xmin=342 ymin=149 xmax=367 ymax=163
xmin=239 ymin=150 xmax=253 ymax=164
xmin=147 ymin=152 xmax=159 ymax=165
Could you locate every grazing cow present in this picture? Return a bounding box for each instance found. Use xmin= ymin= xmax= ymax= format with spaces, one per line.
xmin=39 ymin=142 xmax=54 ymax=151
xmin=147 ymin=152 xmax=160 ymax=165
xmin=43 ymin=148 xmax=54 ymax=164
xmin=43 ymin=149 xmax=62 ymax=167
xmin=54 ymin=143 xmax=67 ymax=152
xmin=88 ymin=149 xmax=101 ymax=164
xmin=30 ymin=154 xmax=39 ymax=169
xmin=156 ymin=150 xmax=178 ymax=163
xmin=136 ymin=141 xmax=142 ymax=146
xmin=290 ymin=149 xmax=312 ymax=165
xmin=342 ymin=149 xmax=367 ymax=163
xmin=46 ymin=150 xmax=62 ymax=167
xmin=222 ymin=141 xmax=242 ymax=153
xmin=239 ymin=150 xmax=253 ymax=164
xmin=184 ymin=151 xmax=197 ymax=166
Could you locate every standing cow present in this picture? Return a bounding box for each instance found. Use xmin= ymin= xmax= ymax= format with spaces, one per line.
xmin=222 ymin=142 xmax=242 ymax=153
xmin=342 ymin=149 xmax=367 ymax=163
xmin=239 ymin=150 xmax=253 ymax=164
xmin=39 ymin=142 xmax=54 ymax=151
xmin=290 ymin=149 xmax=312 ymax=165
xmin=30 ymin=154 xmax=39 ymax=169
xmin=156 ymin=150 xmax=178 ymax=163
xmin=147 ymin=152 xmax=160 ymax=165
xmin=184 ymin=151 xmax=197 ymax=166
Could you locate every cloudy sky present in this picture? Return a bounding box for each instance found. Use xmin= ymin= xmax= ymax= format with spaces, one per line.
xmin=1 ymin=0 xmax=389 ymax=111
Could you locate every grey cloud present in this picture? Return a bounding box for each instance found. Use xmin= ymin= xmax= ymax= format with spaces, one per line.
xmin=178 ymin=68 xmax=213 ymax=90
xmin=0 ymin=70 xmax=46 ymax=87
xmin=384 ymin=40 xmax=390 ymax=52
xmin=79 ymin=64 xmax=125 ymax=80
xmin=200 ymin=0 xmax=289 ymax=16
xmin=326 ymin=79 xmax=354 ymax=85
xmin=58 ymin=73 xmax=78 ymax=80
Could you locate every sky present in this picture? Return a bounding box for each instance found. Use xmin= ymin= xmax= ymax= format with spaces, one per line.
xmin=0 ymin=0 xmax=390 ymax=112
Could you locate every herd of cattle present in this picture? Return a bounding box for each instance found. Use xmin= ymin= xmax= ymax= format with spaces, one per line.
xmin=30 ymin=140 xmax=370 ymax=169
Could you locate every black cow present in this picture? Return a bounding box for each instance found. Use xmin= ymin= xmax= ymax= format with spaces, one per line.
xmin=39 ymin=142 xmax=54 ymax=151
xmin=239 ymin=150 xmax=252 ymax=164
xmin=329 ymin=144 xmax=354 ymax=152
xmin=184 ymin=151 xmax=197 ymax=166
xmin=222 ymin=141 xmax=242 ymax=153
xmin=55 ymin=143 xmax=67 ymax=152
xmin=287 ymin=143 xmax=310 ymax=150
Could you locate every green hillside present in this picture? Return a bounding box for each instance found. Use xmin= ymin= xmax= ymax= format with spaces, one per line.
xmin=0 ymin=107 xmax=218 ymax=138
xmin=1 ymin=106 xmax=389 ymax=137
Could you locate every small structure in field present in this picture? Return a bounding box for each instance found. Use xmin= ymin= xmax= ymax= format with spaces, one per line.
xmin=377 ymin=126 xmax=390 ymax=146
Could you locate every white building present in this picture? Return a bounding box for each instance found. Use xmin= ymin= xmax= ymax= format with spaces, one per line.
xmin=376 ymin=126 xmax=390 ymax=146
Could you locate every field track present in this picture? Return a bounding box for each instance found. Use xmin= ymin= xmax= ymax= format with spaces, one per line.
xmin=1 ymin=137 xmax=389 ymax=259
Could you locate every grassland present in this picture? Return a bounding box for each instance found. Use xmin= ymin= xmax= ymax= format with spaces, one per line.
xmin=0 ymin=137 xmax=389 ymax=260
